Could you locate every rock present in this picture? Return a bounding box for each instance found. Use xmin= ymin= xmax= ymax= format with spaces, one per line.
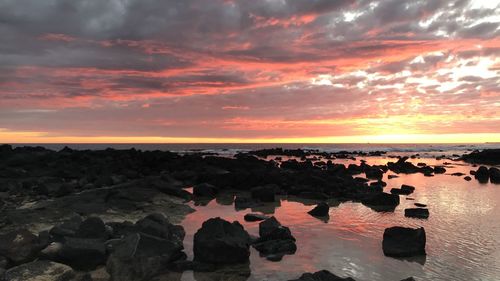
xmin=251 ymin=185 xmax=276 ymax=202
xmin=388 ymin=175 xmax=399 ymax=179
xmin=475 ymin=166 xmax=490 ymax=183
xmin=134 ymin=213 xmax=185 ymax=244
xmin=288 ymin=270 xmax=356 ymax=281
xmin=0 ymin=256 xmax=8 ymax=269
xmin=244 ymin=213 xmax=270 ymax=222
xmin=404 ymin=208 xmax=429 ymax=219
xmin=464 ymin=176 xmax=472 ymax=181
xmin=253 ymin=216 xmax=296 ymax=260
xmin=307 ymin=202 xmax=330 ymax=217
xmin=59 ymin=237 xmax=107 ymax=270
xmin=451 ymin=172 xmax=465 ymax=176
xmin=414 ymin=203 xmax=427 ymax=207
xmin=193 ymin=183 xmax=218 ymax=198
xmin=77 ymin=217 xmax=108 ymax=240
xmin=365 ymin=168 xmax=384 ymax=180
xmin=234 ymin=196 xmax=258 ymax=210
xmin=489 ymin=167 xmax=500 ymax=184
xmin=462 ymin=149 xmax=500 ymax=165
xmin=107 ymin=232 xmax=185 ymax=281
xmin=50 ymin=215 xmax=83 ymax=241
xmin=400 ymin=278 xmax=416 ymax=281
xmin=259 ymin=216 xmax=282 ymax=238
xmin=4 ymin=260 xmax=75 ymax=281
xmin=382 ymin=226 xmax=426 ymax=257
xmin=390 ymin=184 xmax=414 ymax=195
xmin=193 ymin=217 xmax=251 ymax=264
xmin=361 ymin=192 xmax=400 ymax=211
xmin=433 ymin=166 xmax=446 ymax=174
xmin=0 ymin=228 xmax=41 ymax=265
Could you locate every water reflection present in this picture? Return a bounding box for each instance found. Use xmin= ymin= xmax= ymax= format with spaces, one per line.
xmin=179 ymin=158 xmax=500 ymax=281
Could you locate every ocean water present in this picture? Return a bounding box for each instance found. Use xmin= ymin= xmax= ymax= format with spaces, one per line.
xmin=11 ymin=143 xmax=500 ymax=156
xmin=11 ymin=143 xmax=500 ymax=280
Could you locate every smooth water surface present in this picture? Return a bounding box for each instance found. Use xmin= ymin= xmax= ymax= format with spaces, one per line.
xmin=177 ymin=156 xmax=500 ymax=281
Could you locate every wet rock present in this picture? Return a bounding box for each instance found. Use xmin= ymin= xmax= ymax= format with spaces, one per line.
xmin=388 ymin=175 xmax=399 ymax=179
xmin=251 ymin=185 xmax=276 ymax=202
xmin=253 ymin=217 xmax=296 ymax=261
xmin=134 ymin=213 xmax=185 ymax=244
xmin=365 ymin=168 xmax=384 ymax=180
xmin=464 ymin=176 xmax=472 ymax=181
xmin=451 ymin=172 xmax=465 ymax=176
xmin=107 ymin=232 xmax=185 ymax=281
xmin=390 ymin=184 xmax=414 ymax=195
xmin=462 ymin=149 xmax=500 ymax=165
xmin=400 ymin=278 xmax=416 ymax=281
xmin=433 ymin=166 xmax=446 ymax=174
xmin=307 ymin=202 xmax=329 ymax=217
xmin=4 ymin=260 xmax=75 ymax=281
xmin=288 ymin=270 xmax=356 ymax=281
xmin=193 ymin=217 xmax=250 ymax=264
xmin=297 ymin=191 xmax=329 ymax=200
xmin=234 ymin=196 xmax=258 ymax=210
xmin=414 ymin=203 xmax=427 ymax=207
xmin=193 ymin=183 xmax=218 ymax=198
xmin=244 ymin=213 xmax=270 ymax=222
xmin=361 ymin=192 xmax=400 ymax=211
xmin=59 ymin=237 xmax=107 ymax=270
xmin=404 ymin=208 xmax=429 ymax=219
xmin=382 ymin=226 xmax=426 ymax=257
xmin=489 ymin=167 xmax=500 ymax=184
xmin=474 ymin=166 xmax=490 ymax=183
xmin=77 ymin=217 xmax=108 ymax=240
xmin=0 ymin=228 xmax=41 ymax=265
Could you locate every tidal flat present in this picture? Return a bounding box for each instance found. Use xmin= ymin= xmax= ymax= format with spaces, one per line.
xmin=0 ymin=145 xmax=499 ymax=281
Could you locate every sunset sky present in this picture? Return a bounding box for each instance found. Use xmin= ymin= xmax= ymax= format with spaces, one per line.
xmin=1 ymin=0 xmax=499 ymax=143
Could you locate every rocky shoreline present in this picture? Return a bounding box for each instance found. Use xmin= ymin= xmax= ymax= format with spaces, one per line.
xmin=0 ymin=145 xmax=498 ymax=281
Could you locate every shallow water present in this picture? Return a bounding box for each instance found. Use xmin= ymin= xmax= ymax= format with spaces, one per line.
xmin=176 ymin=156 xmax=499 ymax=281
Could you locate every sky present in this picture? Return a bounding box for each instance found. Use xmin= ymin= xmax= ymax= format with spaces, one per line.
xmin=0 ymin=0 xmax=499 ymax=143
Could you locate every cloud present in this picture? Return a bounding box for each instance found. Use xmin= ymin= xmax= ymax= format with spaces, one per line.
xmin=0 ymin=0 xmax=499 ymax=140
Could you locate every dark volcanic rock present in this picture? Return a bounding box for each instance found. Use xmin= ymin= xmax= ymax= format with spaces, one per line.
xmin=251 ymin=185 xmax=276 ymax=202
xmin=404 ymin=208 xmax=429 ymax=219
xmin=464 ymin=176 xmax=472 ymax=181
xmin=382 ymin=226 xmax=426 ymax=257
xmin=308 ymin=202 xmax=330 ymax=217
xmin=107 ymin=232 xmax=185 ymax=281
xmin=76 ymin=216 xmax=108 ymax=240
xmin=490 ymin=167 xmax=500 ymax=184
xmin=193 ymin=183 xmax=218 ymax=198
xmin=244 ymin=213 xmax=270 ymax=222
xmin=4 ymin=260 xmax=75 ymax=281
xmin=59 ymin=237 xmax=106 ymax=270
xmin=193 ymin=217 xmax=250 ymax=264
xmin=474 ymin=166 xmax=490 ymax=183
xmin=361 ymin=192 xmax=400 ymax=211
xmin=0 ymin=228 xmax=41 ymax=265
xmin=390 ymin=184 xmax=415 ymax=195
xmin=253 ymin=216 xmax=296 ymax=261
xmin=134 ymin=213 xmax=185 ymax=244
xmin=288 ymin=270 xmax=356 ymax=281
xmin=462 ymin=149 xmax=500 ymax=165
xmin=433 ymin=166 xmax=446 ymax=174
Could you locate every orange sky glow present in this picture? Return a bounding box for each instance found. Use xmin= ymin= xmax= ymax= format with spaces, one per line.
xmin=0 ymin=0 xmax=499 ymax=143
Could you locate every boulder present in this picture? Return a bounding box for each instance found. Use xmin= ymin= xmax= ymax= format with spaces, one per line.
xmin=253 ymin=217 xmax=296 ymax=261
xmin=0 ymin=229 xmax=41 ymax=265
xmin=390 ymin=184 xmax=414 ymax=195
xmin=464 ymin=176 xmax=472 ymax=181
xmin=107 ymin=232 xmax=185 ymax=281
xmin=365 ymin=168 xmax=383 ymax=180
xmin=76 ymin=217 xmax=108 ymax=240
xmin=361 ymin=192 xmax=399 ymax=211
xmin=59 ymin=237 xmax=107 ymax=270
xmin=489 ymin=167 xmax=500 ymax=184
xmin=404 ymin=208 xmax=429 ymax=219
xmin=251 ymin=185 xmax=276 ymax=202
xmin=193 ymin=183 xmax=218 ymax=198
xmin=288 ymin=270 xmax=356 ymax=281
xmin=244 ymin=213 xmax=270 ymax=222
xmin=433 ymin=166 xmax=446 ymax=174
xmin=193 ymin=217 xmax=251 ymax=264
xmin=4 ymin=260 xmax=75 ymax=281
xmin=474 ymin=166 xmax=490 ymax=183
xmin=49 ymin=215 xmax=83 ymax=241
xmin=462 ymin=149 xmax=500 ymax=165
xmin=382 ymin=226 xmax=426 ymax=257
xmin=134 ymin=213 xmax=185 ymax=244
xmin=307 ymin=202 xmax=330 ymax=217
